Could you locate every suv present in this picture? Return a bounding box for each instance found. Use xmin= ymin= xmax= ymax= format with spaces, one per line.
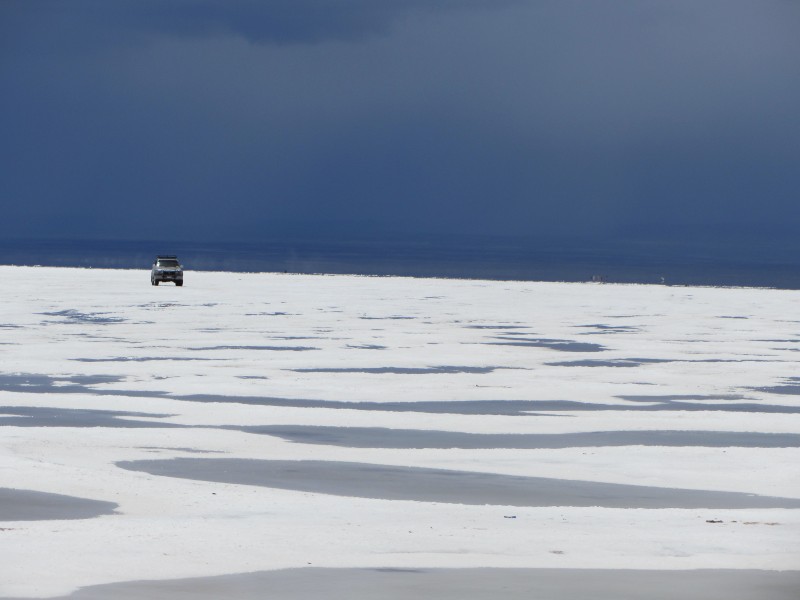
xmin=151 ymin=255 xmax=184 ymax=286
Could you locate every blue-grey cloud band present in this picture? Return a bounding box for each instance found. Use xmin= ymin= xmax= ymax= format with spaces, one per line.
xmin=1 ymin=0 xmax=798 ymax=245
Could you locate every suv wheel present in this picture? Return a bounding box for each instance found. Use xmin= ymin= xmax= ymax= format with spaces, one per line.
xmin=176 ymin=281 xmax=183 ymax=287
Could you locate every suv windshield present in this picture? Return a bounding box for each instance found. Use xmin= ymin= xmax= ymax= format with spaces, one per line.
xmin=157 ymin=259 xmax=179 ymax=268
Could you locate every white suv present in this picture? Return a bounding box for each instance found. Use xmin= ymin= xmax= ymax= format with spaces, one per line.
xmin=151 ymin=255 xmax=184 ymax=286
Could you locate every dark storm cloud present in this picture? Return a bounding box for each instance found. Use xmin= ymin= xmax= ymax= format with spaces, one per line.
xmin=2 ymin=0 xmax=513 ymax=50
xmin=1 ymin=1 xmax=799 ymax=244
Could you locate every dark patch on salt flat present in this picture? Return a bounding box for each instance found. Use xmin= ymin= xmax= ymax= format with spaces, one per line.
xmin=0 ymin=373 xmax=125 ymax=394
xmin=3 ymin=373 xmax=797 ymax=414
xmin=0 ymin=406 xmax=180 ymax=429
xmin=488 ymin=338 xmax=606 ymax=352
xmin=359 ymin=315 xmax=416 ymax=320
xmin=139 ymin=302 xmax=186 ymax=309
xmin=139 ymin=447 xmax=225 ymax=454
xmin=550 ymin=358 xmax=782 ymax=367
xmin=67 ymin=333 xmax=133 ymax=342
xmin=753 ymin=377 xmax=800 ymax=395
xmin=575 ymin=324 xmax=640 ymax=334
xmin=236 ymin=375 xmax=269 ymax=380
xmin=617 ymin=394 xmax=746 ymax=403
xmin=0 ymin=488 xmax=117 ymax=521
xmin=116 ymin=458 xmax=800 ymax=509
xmin=73 ymin=356 xmax=229 ymax=362
xmin=231 ymin=425 xmax=800 ymax=449
xmin=691 ymin=359 xmax=774 ymax=363
xmin=465 ymin=325 xmax=529 ymax=330
xmin=345 ymin=344 xmax=387 ymax=350
xmin=756 ymin=385 xmax=800 ymax=395
xmin=0 ymin=372 xmax=196 ymax=401
xmin=611 ymin=395 xmax=800 ymax=413
xmin=40 ymin=309 xmax=125 ymax=325
xmin=290 ymin=366 xmax=503 ymax=375
xmin=11 ymin=568 xmax=800 ymax=600
xmin=373 ymin=568 xmax=424 ymax=574
xmin=177 ymin=396 xmax=562 ymax=415
xmin=547 ymin=358 xmax=670 ymax=367
xmin=187 ymin=345 xmax=319 ymax=351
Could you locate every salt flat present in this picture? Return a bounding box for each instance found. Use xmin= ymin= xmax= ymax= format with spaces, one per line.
xmin=0 ymin=266 xmax=799 ymax=598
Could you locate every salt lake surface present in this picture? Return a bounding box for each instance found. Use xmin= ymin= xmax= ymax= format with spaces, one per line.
xmin=0 ymin=266 xmax=798 ymax=598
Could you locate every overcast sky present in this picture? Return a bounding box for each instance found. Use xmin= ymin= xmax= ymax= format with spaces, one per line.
xmin=2 ymin=0 xmax=799 ymax=245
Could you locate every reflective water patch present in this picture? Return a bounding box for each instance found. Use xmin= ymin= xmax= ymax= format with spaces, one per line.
xmin=0 ymin=488 xmax=117 ymax=521
xmin=546 ymin=358 xmax=670 ymax=367
xmin=117 ymin=458 xmax=800 ymax=509
xmin=488 ymin=338 xmax=606 ymax=352
xmin=187 ymin=345 xmax=319 ymax=351
xmin=40 ymin=309 xmax=125 ymax=325
xmin=0 ymin=406 xmax=181 ymax=429
xmin=17 ymin=567 xmax=800 ymax=600
xmin=290 ymin=366 xmax=504 ymax=375
xmin=232 ymin=425 xmax=800 ymax=449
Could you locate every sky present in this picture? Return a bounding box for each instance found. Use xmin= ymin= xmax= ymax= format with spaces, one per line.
xmin=1 ymin=0 xmax=799 ymax=247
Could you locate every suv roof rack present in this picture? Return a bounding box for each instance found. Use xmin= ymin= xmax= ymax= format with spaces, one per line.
xmin=156 ymin=255 xmax=178 ymax=259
